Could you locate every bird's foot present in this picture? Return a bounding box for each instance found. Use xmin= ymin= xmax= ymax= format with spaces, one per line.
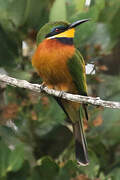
xmin=40 ymin=82 xmax=54 ymax=92
xmin=40 ymin=82 xmax=46 ymax=91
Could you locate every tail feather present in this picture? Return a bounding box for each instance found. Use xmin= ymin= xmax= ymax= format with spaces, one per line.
xmin=54 ymin=97 xmax=89 ymax=166
xmin=73 ymin=120 xmax=89 ymax=166
xmin=83 ymin=104 xmax=88 ymax=121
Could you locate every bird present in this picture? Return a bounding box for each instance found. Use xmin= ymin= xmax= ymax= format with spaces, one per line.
xmin=32 ymin=19 xmax=89 ymax=166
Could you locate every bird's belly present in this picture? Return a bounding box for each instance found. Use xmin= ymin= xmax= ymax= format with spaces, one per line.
xmin=32 ymin=39 xmax=76 ymax=91
xmin=38 ymin=55 xmax=75 ymax=91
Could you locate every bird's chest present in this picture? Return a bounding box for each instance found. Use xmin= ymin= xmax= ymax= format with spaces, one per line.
xmin=32 ymin=39 xmax=75 ymax=85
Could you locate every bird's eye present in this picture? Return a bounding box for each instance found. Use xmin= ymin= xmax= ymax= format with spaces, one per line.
xmin=55 ymin=28 xmax=60 ymax=32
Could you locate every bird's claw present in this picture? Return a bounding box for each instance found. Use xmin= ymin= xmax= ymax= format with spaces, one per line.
xmin=40 ymin=82 xmax=46 ymax=91
xmin=58 ymin=90 xmax=64 ymax=98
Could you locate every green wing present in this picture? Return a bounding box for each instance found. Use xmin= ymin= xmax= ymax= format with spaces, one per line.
xmin=67 ymin=49 xmax=87 ymax=96
xmin=67 ymin=49 xmax=88 ymax=120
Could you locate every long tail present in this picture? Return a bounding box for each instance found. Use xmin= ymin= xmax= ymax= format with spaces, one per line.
xmin=54 ymin=97 xmax=89 ymax=166
xmin=73 ymin=120 xmax=89 ymax=166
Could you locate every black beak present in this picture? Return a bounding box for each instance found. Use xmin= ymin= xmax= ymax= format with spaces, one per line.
xmin=68 ymin=19 xmax=89 ymax=29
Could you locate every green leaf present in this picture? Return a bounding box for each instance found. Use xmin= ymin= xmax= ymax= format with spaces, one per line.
xmin=56 ymin=160 xmax=78 ymax=180
xmin=7 ymin=161 xmax=30 ymax=180
xmin=33 ymin=157 xmax=59 ymax=180
xmin=0 ymin=141 xmax=25 ymax=177
xmin=107 ymin=168 xmax=120 ymax=180
xmin=0 ymin=126 xmax=18 ymax=147
xmin=49 ymin=0 xmax=67 ymax=21
xmin=0 ymin=0 xmax=27 ymax=28
xmin=0 ymin=141 xmax=11 ymax=177
xmin=0 ymin=26 xmax=19 ymax=68
xmin=24 ymin=0 xmax=49 ymax=29
xmin=7 ymin=144 xmax=25 ymax=172
xmin=0 ymin=0 xmax=50 ymax=31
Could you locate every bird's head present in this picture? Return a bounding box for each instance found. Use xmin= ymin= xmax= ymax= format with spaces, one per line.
xmin=37 ymin=19 xmax=89 ymax=45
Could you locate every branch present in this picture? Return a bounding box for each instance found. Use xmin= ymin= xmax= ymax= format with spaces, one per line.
xmin=0 ymin=73 xmax=120 ymax=109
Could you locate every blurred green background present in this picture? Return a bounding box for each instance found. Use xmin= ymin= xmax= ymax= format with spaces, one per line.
xmin=0 ymin=0 xmax=120 ymax=179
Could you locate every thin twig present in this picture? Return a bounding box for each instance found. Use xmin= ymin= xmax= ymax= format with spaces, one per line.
xmin=0 ymin=73 xmax=120 ymax=109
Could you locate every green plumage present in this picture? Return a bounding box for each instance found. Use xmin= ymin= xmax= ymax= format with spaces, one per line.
xmin=67 ymin=49 xmax=87 ymax=96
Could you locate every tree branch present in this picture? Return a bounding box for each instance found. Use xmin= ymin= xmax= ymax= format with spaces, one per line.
xmin=0 ymin=73 xmax=120 ymax=109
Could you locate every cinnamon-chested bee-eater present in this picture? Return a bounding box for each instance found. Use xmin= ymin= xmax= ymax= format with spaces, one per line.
xmin=32 ymin=19 xmax=89 ymax=166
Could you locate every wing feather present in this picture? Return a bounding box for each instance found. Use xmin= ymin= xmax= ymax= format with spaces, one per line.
xmin=67 ymin=49 xmax=87 ymax=96
xmin=67 ymin=49 xmax=88 ymax=120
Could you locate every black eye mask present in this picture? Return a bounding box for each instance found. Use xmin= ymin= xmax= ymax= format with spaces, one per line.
xmin=45 ymin=25 xmax=68 ymax=38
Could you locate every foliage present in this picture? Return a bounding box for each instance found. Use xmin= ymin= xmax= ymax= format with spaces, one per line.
xmin=0 ymin=0 xmax=120 ymax=179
